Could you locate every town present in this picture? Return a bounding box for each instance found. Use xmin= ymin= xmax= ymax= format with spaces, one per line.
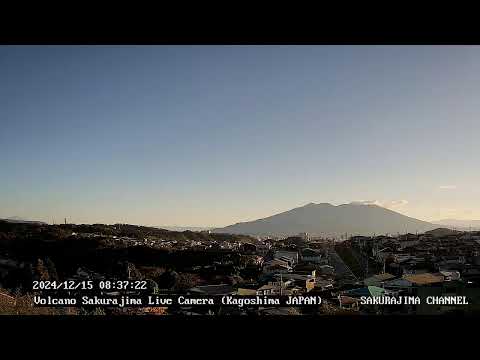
xmin=1 ymin=220 xmax=480 ymax=315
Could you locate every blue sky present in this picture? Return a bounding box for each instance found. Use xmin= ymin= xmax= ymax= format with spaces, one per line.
xmin=1 ymin=46 xmax=479 ymax=226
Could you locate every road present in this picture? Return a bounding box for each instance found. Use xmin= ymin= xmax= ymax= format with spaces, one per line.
xmin=349 ymin=246 xmax=380 ymax=278
xmin=326 ymin=247 xmax=359 ymax=285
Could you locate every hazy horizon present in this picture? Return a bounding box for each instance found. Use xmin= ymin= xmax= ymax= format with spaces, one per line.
xmin=2 ymin=201 xmax=479 ymax=228
xmin=1 ymin=46 xmax=479 ymax=227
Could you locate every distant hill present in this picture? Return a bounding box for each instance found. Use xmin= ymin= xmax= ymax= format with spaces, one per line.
xmin=157 ymin=226 xmax=212 ymax=232
xmin=0 ymin=221 xmax=257 ymax=246
xmin=213 ymin=202 xmax=437 ymax=237
xmin=0 ymin=216 xmax=47 ymax=225
xmin=433 ymin=219 xmax=480 ymax=230
xmin=425 ymin=228 xmax=462 ymax=237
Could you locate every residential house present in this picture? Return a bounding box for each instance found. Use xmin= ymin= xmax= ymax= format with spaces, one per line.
xmin=439 ymin=270 xmax=461 ymax=281
xmin=402 ymin=273 xmax=445 ymax=286
xmin=274 ymin=250 xmax=299 ymax=265
xmin=272 ymin=273 xmax=316 ymax=293
xmin=237 ymin=287 xmax=260 ymax=296
xmin=240 ymin=243 xmax=258 ymax=254
xmin=338 ymin=295 xmax=360 ymax=310
xmin=256 ymin=284 xmax=282 ymax=295
xmin=343 ymin=285 xmax=387 ymax=298
xmin=363 ymin=273 xmax=396 ymax=287
xmin=315 ymin=278 xmax=335 ymax=290
xmin=262 ymin=259 xmax=292 ymax=274
xmin=188 ymin=284 xmax=236 ymax=296
xmin=383 ymin=277 xmax=414 ymax=293
xmin=318 ymin=265 xmax=335 ymax=276
xmin=301 ymin=248 xmax=323 ymax=264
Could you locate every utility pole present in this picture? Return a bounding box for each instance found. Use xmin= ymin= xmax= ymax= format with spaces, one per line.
xmin=280 ymin=273 xmax=283 ymax=296
xmin=366 ymin=256 xmax=369 ymax=278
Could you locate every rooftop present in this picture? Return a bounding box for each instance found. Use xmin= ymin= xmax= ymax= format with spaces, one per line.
xmin=403 ymin=273 xmax=444 ymax=285
xmin=189 ymin=284 xmax=235 ymax=295
xmin=368 ymin=273 xmax=396 ymax=282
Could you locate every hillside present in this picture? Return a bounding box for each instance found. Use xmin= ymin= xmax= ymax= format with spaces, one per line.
xmin=433 ymin=219 xmax=480 ymax=230
xmin=424 ymin=227 xmax=463 ymax=237
xmin=0 ymin=216 xmax=47 ymax=225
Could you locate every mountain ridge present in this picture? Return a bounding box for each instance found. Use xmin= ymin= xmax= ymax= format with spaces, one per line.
xmin=433 ymin=219 xmax=480 ymax=230
xmin=213 ymin=202 xmax=437 ymax=237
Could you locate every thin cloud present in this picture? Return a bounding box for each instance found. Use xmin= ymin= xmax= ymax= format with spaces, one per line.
xmin=384 ymin=200 xmax=409 ymax=208
xmin=350 ymin=200 xmax=383 ymax=206
xmin=439 ymin=185 xmax=457 ymax=190
xmin=350 ymin=200 xmax=408 ymax=208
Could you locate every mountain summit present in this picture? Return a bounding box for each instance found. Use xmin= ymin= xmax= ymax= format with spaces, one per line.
xmin=213 ymin=202 xmax=436 ymax=237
